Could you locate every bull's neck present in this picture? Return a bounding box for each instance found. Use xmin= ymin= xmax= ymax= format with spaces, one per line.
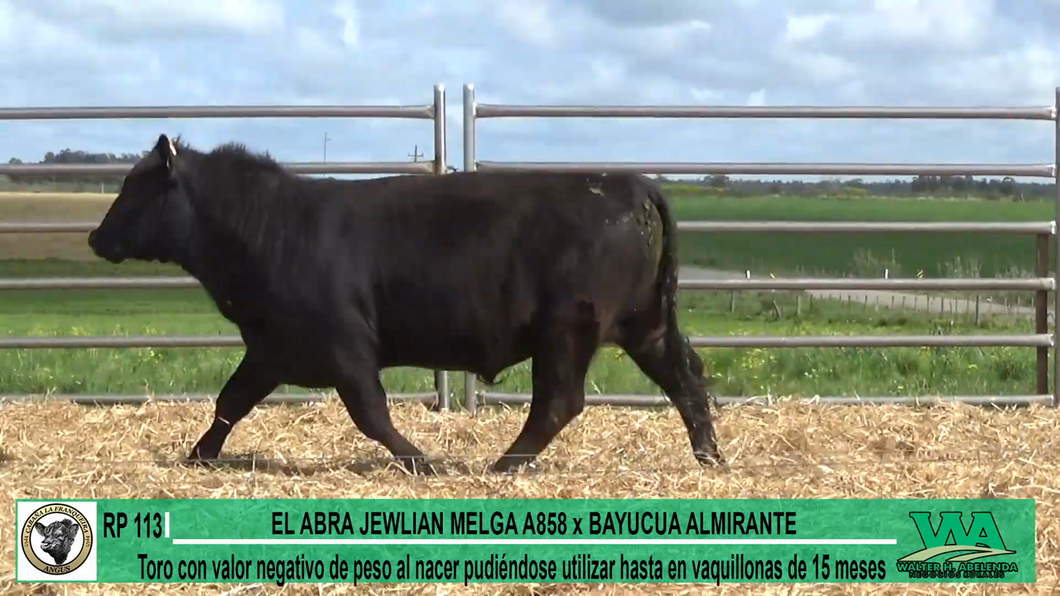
xmin=181 ymin=222 xmax=264 ymax=291
xmin=174 ymin=213 xmax=267 ymax=308
xmin=183 ymin=167 xmax=287 ymax=266
xmin=172 ymin=157 xmax=296 ymax=311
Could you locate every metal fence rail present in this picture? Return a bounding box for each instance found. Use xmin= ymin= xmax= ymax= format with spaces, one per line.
xmin=0 ymin=333 xmax=1049 ymax=350
xmin=475 ymin=162 xmax=1056 ymax=177
xmin=7 ymin=220 xmax=1053 ymax=234
xmin=0 ymin=162 xmax=435 ymax=176
xmin=0 ymin=392 xmax=434 ymax=406
xmin=480 ymin=393 xmax=1055 ymax=408
xmin=472 ymin=104 xmax=1059 ymax=121
xmin=2 ymin=276 xmax=1054 ymax=292
xmin=460 ymin=83 xmax=1060 ymax=412
xmin=677 ymin=221 xmax=1057 ymax=233
xmin=0 ymin=84 xmax=454 ymax=409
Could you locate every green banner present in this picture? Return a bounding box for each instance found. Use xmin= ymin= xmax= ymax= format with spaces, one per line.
xmin=15 ymin=498 xmax=1035 ymax=585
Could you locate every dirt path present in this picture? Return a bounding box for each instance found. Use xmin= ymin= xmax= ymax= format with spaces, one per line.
xmin=678 ymin=266 xmax=1049 ymax=321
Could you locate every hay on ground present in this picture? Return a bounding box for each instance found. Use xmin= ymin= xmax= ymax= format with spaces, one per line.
xmin=1 ymin=399 xmax=1057 ymax=595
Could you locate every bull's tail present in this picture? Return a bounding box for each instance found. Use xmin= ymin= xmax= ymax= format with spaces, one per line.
xmin=643 ymin=179 xmax=723 ymax=466
xmin=644 ymin=181 xmax=692 ymax=373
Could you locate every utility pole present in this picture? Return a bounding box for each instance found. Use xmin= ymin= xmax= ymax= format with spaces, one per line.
xmin=323 ymin=132 xmax=331 ymax=163
xmin=407 ymin=144 xmax=424 ymax=162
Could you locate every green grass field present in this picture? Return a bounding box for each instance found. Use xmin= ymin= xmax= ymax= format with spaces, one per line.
xmin=0 ymin=191 xmax=1052 ymax=400
xmin=0 ymin=287 xmax=1046 ymax=399
xmin=671 ymin=195 xmax=1054 ymax=279
xmin=1 ymin=191 xmax=1051 ymax=279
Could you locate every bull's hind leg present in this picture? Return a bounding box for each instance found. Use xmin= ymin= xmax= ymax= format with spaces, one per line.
xmin=187 ymin=353 xmax=278 ymax=463
xmin=620 ymin=331 xmax=724 ymax=467
xmin=492 ymin=304 xmax=599 ymax=474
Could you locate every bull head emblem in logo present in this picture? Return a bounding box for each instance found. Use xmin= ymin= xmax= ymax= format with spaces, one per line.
xmin=34 ymin=518 xmax=80 ymax=565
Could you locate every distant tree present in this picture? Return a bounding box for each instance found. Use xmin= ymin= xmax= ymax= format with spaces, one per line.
xmin=1000 ymin=177 xmax=1016 ymax=198
xmin=707 ymin=174 xmax=728 ymax=189
xmin=11 ymin=145 xmax=1059 ymax=200
xmin=950 ymin=175 xmax=968 ymax=194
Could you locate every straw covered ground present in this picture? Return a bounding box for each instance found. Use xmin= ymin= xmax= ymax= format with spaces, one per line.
xmin=1 ymin=399 xmax=1058 ymax=595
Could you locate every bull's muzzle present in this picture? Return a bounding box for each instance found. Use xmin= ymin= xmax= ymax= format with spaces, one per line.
xmin=87 ymin=228 xmax=125 ymax=263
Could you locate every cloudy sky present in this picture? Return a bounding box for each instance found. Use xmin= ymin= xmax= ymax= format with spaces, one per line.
xmin=1 ymin=0 xmax=1057 ymax=180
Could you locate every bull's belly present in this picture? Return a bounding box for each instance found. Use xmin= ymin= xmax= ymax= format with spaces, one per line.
xmin=375 ymin=322 xmax=530 ymax=379
xmin=236 ymin=325 xmax=343 ymax=388
xmin=258 ymin=349 xmax=342 ymax=389
xmin=239 ymin=317 xmax=530 ymax=386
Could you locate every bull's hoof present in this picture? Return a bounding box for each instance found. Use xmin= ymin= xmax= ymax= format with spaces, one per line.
xmin=691 ymin=445 xmax=725 ymax=464
xmin=184 ymin=446 xmax=220 ymax=469
xmin=694 ymin=450 xmax=728 ymax=471
xmin=490 ymin=455 xmax=535 ymax=475
xmin=182 ymin=458 xmax=219 ymax=470
xmin=399 ymin=457 xmax=439 ymax=476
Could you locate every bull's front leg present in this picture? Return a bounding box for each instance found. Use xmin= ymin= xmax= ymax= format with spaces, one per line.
xmin=333 ymin=342 xmax=437 ymax=475
xmin=186 ymin=352 xmax=278 ymax=464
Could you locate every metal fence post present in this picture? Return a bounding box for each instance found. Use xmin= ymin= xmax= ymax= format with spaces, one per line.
xmin=1036 ymin=232 xmax=1049 ymax=396
xmin=462 ymin=84 xmax=478 ymax=414
xmin=432 ymin=83 xmax=450 ymax=411
xmin=1054 ymin=86 xmax=1060 ymax=407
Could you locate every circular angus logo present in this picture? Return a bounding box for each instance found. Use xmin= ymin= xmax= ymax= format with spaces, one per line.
xmin=20 ymin=503 xmax=94 ymax=575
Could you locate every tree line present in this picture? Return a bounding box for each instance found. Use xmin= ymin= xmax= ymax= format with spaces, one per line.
xmin=657 ymin=174 xmax=1057 ymax=201
xmin=3 ymin=148 xmax=1057 ymax=200
xmin=4 ymin=149 xmax=148 ymax=188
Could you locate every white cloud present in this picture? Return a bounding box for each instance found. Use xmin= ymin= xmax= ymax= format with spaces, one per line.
xmin=777 ymin=49 xmax=858 ymax=84
xmin=568 ymin=0 xmax=717 ymax=27
xmin=30 ymin=0 xmax=285 ymax=36
xmin=332 ymin=0 xmax=360 ymax=50
xmin=0 ymin=1 xmax=147 ymax=70
xmin=784 ymin=13 xmax=838 ymax=44
xmin=690 ymin=88 xmax=722 ymax=103
xmin=0 ymin=0 xmax=1055 ymax=176
xmin=626 ymin=20 xmax=712 ymax=60
xmin=0 ymin=1 xmax=15 ymax=43
xmin=928 ymin=43 xmax=1060 ymax=102
xmin=494 ymin=0 xmax=559 ymax=47
xmin=290 ymin=27 xmax=344 ymax=65
xmin=589 ymin=57 xmax=626 ymax=89
xmin=834 ymin=0 xmax=994 ymax=52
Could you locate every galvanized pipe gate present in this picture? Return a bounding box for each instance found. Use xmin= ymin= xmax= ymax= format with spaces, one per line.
xmin=0 ymin=83 xmax=1058 ymax=412
xmin=0 ymin=89 xmax=451 ymax=408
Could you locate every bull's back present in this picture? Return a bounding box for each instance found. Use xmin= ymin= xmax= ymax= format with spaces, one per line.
xmin=360 ymin=171 xmax=662 ymax=300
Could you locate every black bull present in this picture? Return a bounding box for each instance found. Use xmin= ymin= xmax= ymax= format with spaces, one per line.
xmin=87 ymin=134 xmax=724 ymax=474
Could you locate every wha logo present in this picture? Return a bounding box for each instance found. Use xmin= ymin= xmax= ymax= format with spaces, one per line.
xmin=896 ymin=511 xmax=1018 ymax=580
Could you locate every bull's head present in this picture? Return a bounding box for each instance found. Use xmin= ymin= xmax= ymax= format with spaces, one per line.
xmin=33 ymin=518 xmax=80 ymax=565
xmin=88 ymin=134 xmax=194 ymax=265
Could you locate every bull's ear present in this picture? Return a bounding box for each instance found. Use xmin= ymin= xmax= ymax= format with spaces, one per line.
xmin=153 ymin=134 xmax=177 ymax=171
xmin=65 ymin=519 xmax=80 ymax=536
xmin=33 ymin=522 xmax=45 ymax=536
